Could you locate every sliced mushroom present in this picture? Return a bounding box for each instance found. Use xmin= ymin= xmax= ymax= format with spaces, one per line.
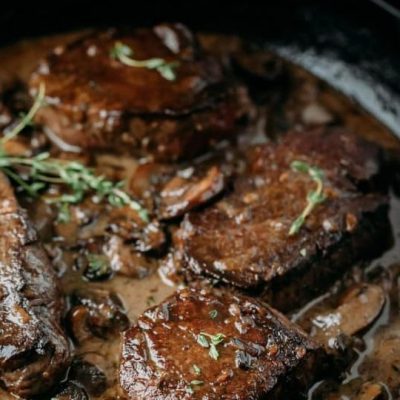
xmin=134 ymin=221 xmax=166 ymax=253
xmin=105 ymin=235 xmax=154 ymax=279
xmin=359 ymin=320 xmax=400 ymax=393
xmin=107 ymin=207 xmax=166 ymax=253
xmin=129 ymin=162 xmax=174 ymax=211
xmin=74 ymin=238 xmax=114 ymax=282
xmin=68 ymin=358 xmax=107 ymax=396
xmin=158 ymin=165 xmax=224 ymax=219
xmin=68 ymin=305 xmax=93 ymax=344
xmin=51 ymin=382 xmax=88 ymax=400
xmin=310 ymin=380 xmax=387 ymax=400
xmin=311 ymin=284 xmax=385 ymax=349
xmin=68 ymin=288 xmax=129 ymax=343
xmin=356 ymin=382 xmax=385 ymax=400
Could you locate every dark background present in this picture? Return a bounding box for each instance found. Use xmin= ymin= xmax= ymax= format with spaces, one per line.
xmin=1 ymin=0 xmax=400 ymax=137
xmin=1 ymin=1 xmax=399 ymax=43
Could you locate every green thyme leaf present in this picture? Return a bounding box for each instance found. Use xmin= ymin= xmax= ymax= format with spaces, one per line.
xmin=186 ymin=386 xmax=194 ymax=395
xmin=201 ymin=332 xmax=225 ymax=345
xmin=210 ymin=333 xmax=225 ymax=346
xmin=85 ymin=253 xmax=111 ymax=281
xmin=289 ymin=215 xmax=305 ymax=235
xmin=209 ymin=309 xmax=218 ymax=319
xmin=290 ymin=160 xmax=310 ymax=174
xmin=110 ymin=41 xmax=133 ymax=59
xmin=197 ymin=332 xmax=225 ymax=360
xmin=289 ymin=160 xmax=326 ymax=236
xmin=307 ymin=190 xmax=325 ymax=204
xmin=157 ymin=61 xmax=179 ymax=81
xmin=57 ymin=202 xmax=71 ymax=223
xmin=1 ymin=82 xmax=46 ymax=145
xmin=197 ymin=334 xmax=209 ymax=348
xmin=192 ymin=364 xmax=201 ymax=375
xmin=110 ymin=41 xmax=179 ymax=81
xmin=0 ymin=154 xmax=149 ymax=222
xmin=209 ymin=344 xmax=219 ymax=360
xmin=186 ymin=379 xmax=204 ymax=394
xmin=0 ymin=85 xmax=149 ymax=224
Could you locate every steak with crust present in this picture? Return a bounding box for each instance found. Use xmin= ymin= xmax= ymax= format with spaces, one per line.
xmin=177 ymin=128 xmax=390 ymax=311
xmin=120 ymin=287 xmax=324 ymax=399
xmin=0 ymin=174 xmax=70 ymax=397
xmin=29 ymin=23 xmax=253 ymax=161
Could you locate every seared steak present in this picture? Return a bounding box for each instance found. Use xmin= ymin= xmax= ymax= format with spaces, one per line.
xmin=120 ymin=287 xmax=323 ymax=399
xmin=0 ymin=174 xmax=70 ymax=397
xmin=178 ymin=128 xmax=390 ymax=311
xmin=29 ymin=24 xmax=253 ymax=161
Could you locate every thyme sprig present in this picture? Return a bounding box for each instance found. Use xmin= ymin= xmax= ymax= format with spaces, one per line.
xmin=0 ymin=82 xmax=46 ymax=146
xmin=0 ymin=152 xmax=149 ymax=222
xmin=197 ymin=332 xmax=225 ymax=360
xmin=110 ymin=41 xmax=179 ymax=81
xmin=0 ymin=83 xmax=149 ymax=223
xmin=289 ymin=160 xmax=325 ymax=236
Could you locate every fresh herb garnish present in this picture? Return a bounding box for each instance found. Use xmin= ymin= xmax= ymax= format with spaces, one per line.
xmin=186 ymin=380 xmax=204 ymax=394
xmin=0 ymin=84 xmax=149 ymax=223
xmin=186 ymin=386 xmax=194 ymax=395
xmin=0 ymin=152 xmax=149 ymax=222
xmin=206 ymin=333 xmax=225 ymax=346
xmin=192 ymin=364 xmax=201 ymax=375
xmin=57 ymin=202 xmax=72 ymax=223
xmin=0 ymin=82 xmax=46 ymax=146
xmin=84 ymin=253 xmax=111 ymax=280
xmin=197 ymin=334 xmax=209 ymax=348
xmin=196 ymin=332 xmax=225 ymax=360
xmin=209 ymin=345 xmax=220 ymax=360
xmin=186 ymin=380 xmax=204 ymax=395
xmin=110 ymin=41 xmax=179 ymax=81
xmin=289 ymin=160 xmax=325 ymax=236
xmin=209 ymin=309 xmax=218 ymax=320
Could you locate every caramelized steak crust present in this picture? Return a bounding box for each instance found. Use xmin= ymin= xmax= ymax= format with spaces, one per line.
xmin=178 ymin=128 xmax=390 ymax=310
xmin=120 ymin=287 xmax=323 ymax=400
xmin=29 ymin=23 xmax=253 ymax=161
xmin=0 ymin=175 xmax=70 ymax=397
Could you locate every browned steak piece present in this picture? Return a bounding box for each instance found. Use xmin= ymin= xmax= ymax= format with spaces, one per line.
xmin=178 ymin=128 xmax=390 ymax=311
xmin=29 ymin=24 xmax=253 ymax=161
xmin=0 ymin=174 xmax=70 ymax=397
xmin=120 ymin=287 xmax=324 ymax=400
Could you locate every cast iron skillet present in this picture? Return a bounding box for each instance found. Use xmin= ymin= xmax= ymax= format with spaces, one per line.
xmin=0 ymin=0 xmax=400 ymax=139
xmin=0 ymin=2 xmax=399 ymax=399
